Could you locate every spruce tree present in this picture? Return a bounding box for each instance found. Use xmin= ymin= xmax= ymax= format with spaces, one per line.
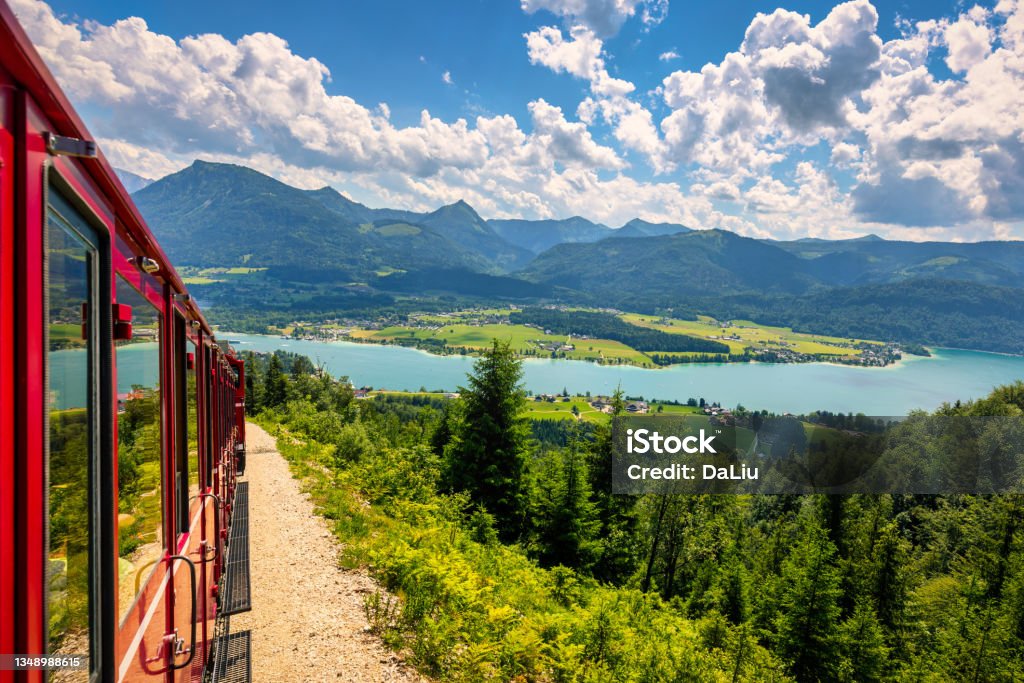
xmin=535 ymin=421 xmax=599 ymax=569
xmin=444 ymin=340 xmax=530 ymax=541
xmin=588 ymin=388 xmax=640 ymax=583
xmin=264 ymin=353 xmax=288 ymax=409
xmin=773 ymin=518 xmax=843 ymax=682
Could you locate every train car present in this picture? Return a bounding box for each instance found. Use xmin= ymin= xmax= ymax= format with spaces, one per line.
xmin=0 ymin=2 xmax=252 ymax=681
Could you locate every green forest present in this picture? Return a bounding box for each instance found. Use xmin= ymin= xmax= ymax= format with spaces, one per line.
xmin=243 ymin=344 xmax=1024 ymax=682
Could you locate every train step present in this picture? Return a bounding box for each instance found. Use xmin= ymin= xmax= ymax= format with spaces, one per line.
xmin=222 ymin=481 xmax=251 ymax=615
xmin=209 ymin=629 xmax=251 ymax=683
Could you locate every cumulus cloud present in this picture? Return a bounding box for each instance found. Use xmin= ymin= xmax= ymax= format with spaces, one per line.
xmin=527 ymin=99 xmax=625 ymax=169
xmin=524 ymin=24 xmax=635 ymax=96
xmin=520 ymin=0 xmax=667 ymax=37
xmin=944 ymin=15 xmax=992 ymax=72
xmin=658 ymin=49 xmax=680 ymax=61
xmin=659 ymin=0 xmax=883 ymax=180
xmin=442 ymin=70 xmax=454 ymax=85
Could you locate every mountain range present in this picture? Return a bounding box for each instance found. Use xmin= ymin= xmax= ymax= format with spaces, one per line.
xmin=131 ymin=161 xmax=1024 ymax=353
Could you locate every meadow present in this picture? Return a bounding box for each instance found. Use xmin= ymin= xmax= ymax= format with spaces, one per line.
xmin=621 ymin=313 xmax=878 ymax=356
xmin=345 ymin=308 xmax=883 ymax=367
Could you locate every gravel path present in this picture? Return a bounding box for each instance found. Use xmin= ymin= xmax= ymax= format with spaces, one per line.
xmin=230 ymin=423 xmax=427 ymax=682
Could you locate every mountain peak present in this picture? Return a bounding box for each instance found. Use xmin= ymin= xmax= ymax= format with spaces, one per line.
xmin=431 ymin=198 xmax=483 ymax=220
xmin=616 ymin=218 xmax=692 ymax=238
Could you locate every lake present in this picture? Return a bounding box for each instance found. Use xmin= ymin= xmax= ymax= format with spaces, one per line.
xmin=225 ymin=334 xmax=1024 ymax=415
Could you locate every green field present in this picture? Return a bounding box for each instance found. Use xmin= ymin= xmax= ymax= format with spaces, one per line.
xmin=181 ymin=266 xmax=267 ymax=285
xmin=621 ymin=313 xmax=877 ymax=357
xmin=356 ymin=322 xmax=653 ymax=365
xmin=342 ymin=308 xmax=888 ymax=368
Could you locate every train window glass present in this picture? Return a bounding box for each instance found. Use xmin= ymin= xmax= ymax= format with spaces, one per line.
xmin=204 ymin=347 xmax=214 ymax=488
xmin=173 ymin=318 xmax=199 ymax=536
xmin=114 ymin=276 xmax=163 ymax=624
xmin=187 ymin=340 xmax=199 ymax=494
xmin=45 ymin=190 xmax=99 ymax=677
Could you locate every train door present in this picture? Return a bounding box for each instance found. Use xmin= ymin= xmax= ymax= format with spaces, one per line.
xmin=112 ymin=268 xmax=170 ymax=681
xmin=42 ymin=179 xmax=110 ymax=682
xmin=188 ymin=336 xmax=217 ymax=681
xmin=203 ymin=344 xmax=223 ymax=584
xmin=169 ymin=314 xmax=201 ymax=682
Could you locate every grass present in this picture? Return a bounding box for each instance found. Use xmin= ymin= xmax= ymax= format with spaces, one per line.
xmin=181 ymin=266 xmax=267 ymax=284
xmin=525 ymin=397 xmax=611 ymax=424
xmin=621 ymin=313 xmax=877 ymax=357
xmin=356 ymin=322 xmax=654 ymax=366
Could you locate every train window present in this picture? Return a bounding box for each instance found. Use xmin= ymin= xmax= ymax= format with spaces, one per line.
xmin=113 ymin=276 xmax=163 ymax=624
xmin=204 ymin=346 xmax=215 ymax=488
xmin=187 ymin=340 xmax=199 ymax=495
xmin=45 ymin=188 xmax=100 ymax=677
xmin=173 ymin=318 xmax=199 ymax=536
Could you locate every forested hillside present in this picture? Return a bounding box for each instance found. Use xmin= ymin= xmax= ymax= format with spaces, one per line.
xmin=243 ymin=345 xmax=1024 ymax=682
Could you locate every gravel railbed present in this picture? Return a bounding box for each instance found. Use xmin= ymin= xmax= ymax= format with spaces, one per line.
xmin=230 ymin=423 xmax=428 ymax=682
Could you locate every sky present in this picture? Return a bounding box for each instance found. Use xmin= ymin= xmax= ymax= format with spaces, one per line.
xmin=11 ymin=0 xmax=1024 ymax=241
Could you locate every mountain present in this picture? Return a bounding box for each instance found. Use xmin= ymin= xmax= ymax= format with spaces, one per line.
xmin=116 ymin=168 xmax=155 ymax=193
xmin=617 ymin=218 xmax=691 ymax=238
xmin=304 ymin=186 xmax=424 ymax=225
xmin=488 ymin=217 xmax=691 ymax=254
xmin=488 ymin=216 xmax=611 ymax=254
xmin=133 ymin=161 xmax=490 ymax=277
xmin=767 ymin=235 xmax=1024 ymax=287
xmin=419 ymin=200 xmax=534 ymax=270
xmin=519 ymin=229 xmax=817 ymax=299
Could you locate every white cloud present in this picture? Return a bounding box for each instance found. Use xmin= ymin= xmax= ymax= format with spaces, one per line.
xmin=520 ymin=0 xmax=666 ymax=37
xmin=830 ymin=142 xmax=861 ymax=167
xmin=944 ymin=15 xmax=992 ymax=72
xmin=442 ymin=70 xmax=454 ymax=85
xmin=527 ymin=98 xmax=625 ymax=169
xmin=658 ymin=49 xmax=680 ymax=61
xmin=524 ymin=24 xmax=635 ymax=96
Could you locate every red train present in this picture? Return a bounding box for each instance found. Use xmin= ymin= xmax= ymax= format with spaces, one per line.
xmin=1 ymin=2 xmax=251 ymax=681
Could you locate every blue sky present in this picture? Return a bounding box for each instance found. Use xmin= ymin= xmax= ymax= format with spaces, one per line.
xmin=15 ymin=0 xmax=1024 ymax=241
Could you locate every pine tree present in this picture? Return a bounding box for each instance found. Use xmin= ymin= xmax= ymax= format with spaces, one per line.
xmin=443 ymin=340 xmax=530 ymax=541
xmin=837 ymin=600 xmax=889 ymax=682
xmin=264 ymin=353 xmax=288 ymax=409
xmin=588 ymin=388 xmax=640 ymax=583
xmin=535 ymin=421 xmax=599 ymax=569
xmin=773 ymin=518 xmax=843 ymax=682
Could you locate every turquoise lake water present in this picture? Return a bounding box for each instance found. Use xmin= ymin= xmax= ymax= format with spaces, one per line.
xmin=224 ymin=334 xmax=1024 ymax=415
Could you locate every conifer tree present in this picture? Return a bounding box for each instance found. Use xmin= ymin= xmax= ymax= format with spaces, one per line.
xmin=773 ymin=518 xmax=843 ymax=682
xmin=264 ymin=352 xmax=288 ymax=409
xmin=443 ymin=340 xmax=530 ymax=541
xmin=837 ymin=600 xmax=889 ymax=682
xmin=587 ymin=388 xmax=640 ymax=583
xmin=535 ymin=421 xmax=599 ymax=569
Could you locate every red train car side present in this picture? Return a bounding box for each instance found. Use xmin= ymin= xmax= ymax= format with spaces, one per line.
xmin=0 ymin=2 xmax=250 ymax=681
